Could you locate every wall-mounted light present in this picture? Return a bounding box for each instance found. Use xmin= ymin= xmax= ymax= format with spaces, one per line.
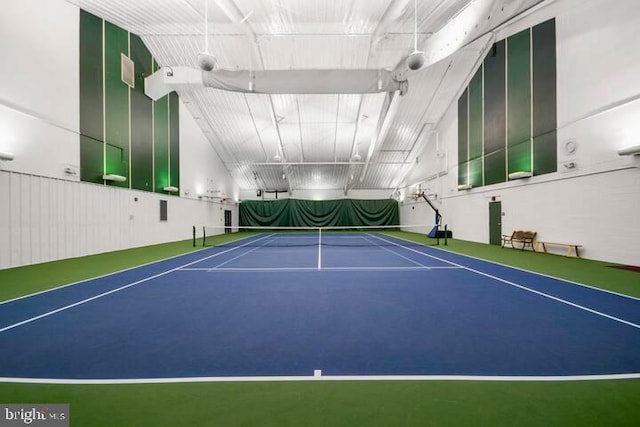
xmin=508 ymin=171 xmax=532 ymax=180
xmin=0 ymin=151 xmax=15 ymax=161
xmin=457 ymin=184 xmax=473 ymax=191
xmin=163 ymin=186 xmax=179 ymax=193
xmin=102 ymin=174 xmax=127 ymax=182
xmin=617 ymin=144 xmax=640 ymax=156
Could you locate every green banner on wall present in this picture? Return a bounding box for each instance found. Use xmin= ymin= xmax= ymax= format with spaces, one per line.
xmin=239 ymin=199 xmax=399 ymax=227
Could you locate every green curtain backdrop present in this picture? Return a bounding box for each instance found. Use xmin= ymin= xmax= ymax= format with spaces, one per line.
xmin=240 ymin=199 xmax=399 ymax=227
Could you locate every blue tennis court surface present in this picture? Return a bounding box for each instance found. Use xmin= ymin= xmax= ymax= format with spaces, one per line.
xmin=1 ymin=233 xmax=639 ymax=381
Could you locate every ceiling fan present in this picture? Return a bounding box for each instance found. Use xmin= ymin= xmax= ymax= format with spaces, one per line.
xmin=406 ymin=0 xmax=425 ymax=71
xmin=196 ymin=0 xmax=217 ymax=71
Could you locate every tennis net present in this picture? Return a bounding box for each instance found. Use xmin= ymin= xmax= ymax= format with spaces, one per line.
xmin=195 ymin=225 xmax=438 ymax=248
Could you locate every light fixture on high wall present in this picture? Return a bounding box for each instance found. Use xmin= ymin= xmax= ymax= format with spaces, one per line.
xmin=0 ymin=151 xmax=15 ymax=161
xmin=102 ymin=174 xmax=127 ymax=182
xmin=457 ymin=184 xmax=473 ymax=191
xmin=508 ymin=171 xmax=533 ymax=180
xmin=163 ymin=186 xmax=179 ymax=193
xmin=617 ymin=144 xmax=640 ymax=156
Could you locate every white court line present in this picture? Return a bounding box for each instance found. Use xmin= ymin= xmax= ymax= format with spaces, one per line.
xmin=1 ymin=372 xmax=639 ymax=384
xmin=0 ymin=233 xmax=263 ymax=305
xmin=362 ymin=234 xmax=431 ymax=269
xmin=390 ymin=233 xmax=640 ymax=302
xmin=318 ymin=229 xmax=322 ymax=270
xmin=0 ymin=234 xmax=276 ymax=334
xmin=206 ymin=234 xmax=277 ymax=271
xmin=368 ymin=234 xmax=640 ymax=330
xmin=178 ymin=266 xmax=454 ymax=272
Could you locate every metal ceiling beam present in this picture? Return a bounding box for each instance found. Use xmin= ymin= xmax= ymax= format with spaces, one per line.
xmin=343 ymin=95 xmax=365 ymax=195
xmin=214 ymin=0 xmax=259 ymax=42
xmin=358 ymin=91 xmax=401 ymax=184
xmin=296 ymin=98 xmax=305 ymax=162
xmin=368 ymin=0 xmax=412 ymax=62
xmin=243 ymin=93 xmax=268 ymax=161
xmin=392 ymin=0 xmax=545 ymax=82
xmin=267 ymin=95 xmax=290 ymax=193
xmin=332 ymin=94 xmax=340 ymax=163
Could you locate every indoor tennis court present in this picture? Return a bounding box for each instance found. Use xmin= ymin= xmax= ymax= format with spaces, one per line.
xmin=2 ymin=0 xmax=640 ymax=425
xmin=2 ymin=230 xmax=638 ymax=381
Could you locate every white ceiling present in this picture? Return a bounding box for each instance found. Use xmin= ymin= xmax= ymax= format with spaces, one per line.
xmin=66 ymin=0 xmax=543 ymax=194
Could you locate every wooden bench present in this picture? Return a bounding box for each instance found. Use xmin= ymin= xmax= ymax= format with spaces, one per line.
xmin=536 ymin=241 xmax=583 ymax=257
xmin=502 ymin=230 xmax=537 ymax=251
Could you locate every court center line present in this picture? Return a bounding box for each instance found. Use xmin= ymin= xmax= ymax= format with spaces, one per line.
xmin=0 ymin=234 xmax=276 ymax=334
xmin=368 ymin=234 xmax=640 ymax=330
xmin=317 ymin=228 xmax=322 ymax=270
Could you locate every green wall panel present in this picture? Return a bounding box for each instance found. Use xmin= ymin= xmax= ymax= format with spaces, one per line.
xmin=79 ymin=11 xmax=104 ymax=184
xmin=130 ymin=34 xmax=153 ymax=191
xmin=533 ymin=132 xmax=557 ymax=176
xmin=456 ymin=19 xmax=557 ymax=189
xmin=104 ymin=22 xmax=130 ymax=187
xmin=507 ymin=29 xmax=532 ymax=175
xmin=169 ymin=92 xmax=180 ymax=190
xmin=468 ymin=68 xmax=483 ymax=187
xmin=154 ymin=95 xmax=169 ymax=193
xmin=457 ymin=89 xmax=469 ymax=186
xmin=79 ymin=13 xmax=181 ymax=193
xmin=532 ymin=19 xmax=557 ymax=175
xmin=483 ymin=41 xmax=506 ymax=185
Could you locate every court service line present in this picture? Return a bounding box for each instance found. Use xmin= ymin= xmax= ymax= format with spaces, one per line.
xmin=368 ymin=234 xmax=640 ymax=330
xmin=2 ymin=372 xmax=640 ymax=384
xmin=0 ymin=234 xmax=276 ymax=334
xmin=178 ymin=266 xmax=454 ymax=272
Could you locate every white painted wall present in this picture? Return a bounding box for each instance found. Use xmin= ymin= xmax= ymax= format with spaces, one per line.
xmin=0 ymin=0 xmax=239 ymax=269
xmin=0 ymin=170 xmax=238 ymax=269
xmin=179 ymin=101 xmax=240 ymax=206
xmin=0 ymin=0 xmax=80 ymax=180
xmin=400 ymin=0 xmax=640 ymax=265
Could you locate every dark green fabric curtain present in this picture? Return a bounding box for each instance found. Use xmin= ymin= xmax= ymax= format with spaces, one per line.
xmin=239 ymin=199 xmax=399 ymax=227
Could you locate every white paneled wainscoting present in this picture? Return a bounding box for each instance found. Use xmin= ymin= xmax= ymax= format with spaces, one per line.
xmin=0 ymin=170 xmax=237 ymax=269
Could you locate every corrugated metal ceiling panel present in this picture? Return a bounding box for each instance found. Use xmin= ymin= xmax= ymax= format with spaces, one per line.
xmin=65 ymin=0 xmax=500 ymax=195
